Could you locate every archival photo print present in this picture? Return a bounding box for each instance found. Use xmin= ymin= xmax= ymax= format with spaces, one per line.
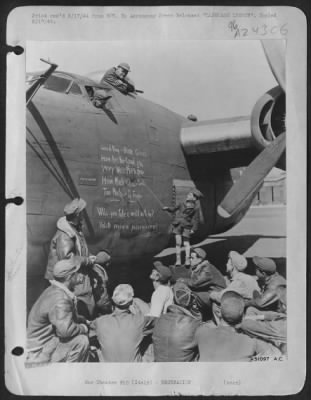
xmin=25 ymin=39 xmax=287 ymax=365
xmin=5 ymin=5 xmax=306 ymax=397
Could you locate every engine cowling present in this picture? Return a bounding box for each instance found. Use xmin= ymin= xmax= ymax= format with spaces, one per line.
xmin=251 ymin=85 xmax=286 ymax=170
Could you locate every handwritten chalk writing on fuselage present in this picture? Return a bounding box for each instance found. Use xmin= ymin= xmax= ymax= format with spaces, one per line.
xmin=101 ymin=165 xmax=144 ymax=176
xmin=113 ymin=176 xmax=144 ymax=187
xmin=111 ymin=223 xmax=158 ymax=232
xmin=96 ymin=221 xmax=159 ymax=233
xmin=100 ymin=144 xmax=147 ymax=157
xmin=130 ymin=224 xmax=158 ymax=232
xmin=100 ymin=144 xmax=120 ymax=153
xmin=102 ymin=187 xmax=143 ymax=201
xmin=101 ymin=176 xmax=144 ymax=187
xmin=98 ymin=221 xmax=111 ymax=229
xmin=99 ymin=144 xmax=148 ymax=204
xmin=100 ymin=154 xmax=145 ymax=169
xmin=95 ymin=206 xmax=155 ymax=219
xmin=135 ymin=149 xmax=147 ymax=158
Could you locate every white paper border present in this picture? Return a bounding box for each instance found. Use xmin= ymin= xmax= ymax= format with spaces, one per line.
xmin=5 ymin=5 xmax=307 ymax=396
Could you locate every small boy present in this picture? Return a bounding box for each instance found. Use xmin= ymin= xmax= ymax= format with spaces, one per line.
xmin=162 ymin=190 xmax=202 ymax=267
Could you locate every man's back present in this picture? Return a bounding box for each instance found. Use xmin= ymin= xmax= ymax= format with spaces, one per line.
xmin=225 ymin=272 xmax=260 ymax=300
xmin=190 ymin=261 xmax=226 ymax=292
xmin=149 ymin=284 xmax=174 ymax=317
xmin=153 ymin=305 xmax=201 ymax=362
xmin=265 ymin=273 xmax=286 ymax=291
xmin=196 ymin=324 xmax=280 ymax=361
xmin=95 ymin=309 xmax=153 ymax=362
xmin=27 ymin=284 xmax=85 ymax=350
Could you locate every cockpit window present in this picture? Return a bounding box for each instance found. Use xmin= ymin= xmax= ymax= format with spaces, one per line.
xmin=43 ymin=75 xmax=71 ymax=93
xmin=68 ymin=83 xmax=82 ymax=95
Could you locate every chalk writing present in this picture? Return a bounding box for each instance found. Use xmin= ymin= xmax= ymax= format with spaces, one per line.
xmin=100 ymin=144 xmax=147 ymax=204
xmin=96 ymin=207 xmax=155 ymax=219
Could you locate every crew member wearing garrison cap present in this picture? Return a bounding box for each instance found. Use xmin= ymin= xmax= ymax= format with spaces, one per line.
xmin=27 ymin=257 xmax=90 ymax=363
xmin=45 ymin=198 xmax=111 ymax=319
xmin=162 ymin=190 xmax=202 ymax=267
xmin=250 ymin=256 xmax=286 ymax=311
xmin=101 ymin=62 xmax=135 ymax=94
xmin=148 ymin=261 xmax=174 ymax=317
xmin=241 ymin=286 xmax=287 ymax=354
xmin=94 ymin=284 xmax=155 ymax=362
xmin=195 ymin=291 xmax=281 ymax=361
xmin=180 ymin=247 xmax=226 ymax=321
xmin=152 ymin=282 xmax=201 ymax=362
xmin=210 ymin=251 xmax=260 ymax=304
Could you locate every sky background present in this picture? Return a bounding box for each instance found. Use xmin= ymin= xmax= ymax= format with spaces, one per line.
xmin=26 ymin=40 xmax=277 ymax=121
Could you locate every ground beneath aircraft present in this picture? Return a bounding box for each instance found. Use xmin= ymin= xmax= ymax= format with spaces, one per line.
xmin=157 ymin=204 xmax=286 ymax=277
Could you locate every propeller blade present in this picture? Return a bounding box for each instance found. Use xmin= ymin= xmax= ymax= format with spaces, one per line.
xmin=217 ymin=132 xmax=286 ymax=218
xmin=261 ymin=40 xmax=286 ymax=92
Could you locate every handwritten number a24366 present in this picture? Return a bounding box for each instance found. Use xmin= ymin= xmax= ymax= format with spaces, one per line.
xmin=229 ymin=20 xmax=289 ymax=38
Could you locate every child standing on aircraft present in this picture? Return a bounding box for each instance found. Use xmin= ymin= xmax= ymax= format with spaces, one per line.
xmin=162 ymin=190 xmax=202 ymax=267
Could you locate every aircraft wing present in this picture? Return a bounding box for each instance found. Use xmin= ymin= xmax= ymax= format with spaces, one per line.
xmin=181 ymin=116 xmax=253 ymax=155
xmin=181 ymin=40 xmax=286 ymax=219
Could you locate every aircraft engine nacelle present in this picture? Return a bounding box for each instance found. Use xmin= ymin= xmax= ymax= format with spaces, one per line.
xmin=250 ymin=85 xmax=286 ymax=169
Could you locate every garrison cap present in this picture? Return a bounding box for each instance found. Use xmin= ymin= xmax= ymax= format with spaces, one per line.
xmin=229 ymin=251 xmax=247 ymax=271
xmin=221 ymin=291 xmax=245 ymax=325
xmin=192 ymin=247 xmax=206 ymax=260
xmin=53 ymin=256 xmax=83 ymax=279
xmin=173 ymin=282 xmax=192 ymax=308
xmin=253 ymin=256 xmax=276 ymax=274
xmin=118 ymin=62 xmax=130 ymax=72
xmin=153 ymin=261 xmax=172 ymax=284
xmin=112 ymin=284 xmax=134 ymax=307
xmin=64 ymin=198 xmax=86 ymax=216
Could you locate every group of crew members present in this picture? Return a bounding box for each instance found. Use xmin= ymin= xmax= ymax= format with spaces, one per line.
xmin=26 ymin=196 xmax=287 ymax=364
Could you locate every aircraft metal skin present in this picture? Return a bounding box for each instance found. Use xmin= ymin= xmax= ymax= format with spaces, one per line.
xmin=26 ymin=44 xmax=285 ymax=307
xmin=26 ymin=78 xmax=247 ymax=266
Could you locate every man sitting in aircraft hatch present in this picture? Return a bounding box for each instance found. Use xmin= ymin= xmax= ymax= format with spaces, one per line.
xmin=44 ymin=198 xmax=111 ymax=320
xmin=100 ymin=62 xmax=135 ymax=94
xmin=162 ymin=189 xmax=202 ymax=267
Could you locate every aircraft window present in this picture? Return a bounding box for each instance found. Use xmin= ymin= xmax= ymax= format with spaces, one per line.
xmin=43 ymin=75 xmax=71 ymax=93
xmin=68 ymin=83 xmax=82 ymax=95
xmin=85 ymin=86 xmax=95 ymax=100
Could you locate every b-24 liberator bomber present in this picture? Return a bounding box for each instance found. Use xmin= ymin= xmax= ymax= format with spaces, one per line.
xmin=26 ymin=40 xmax=285 ymax=308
